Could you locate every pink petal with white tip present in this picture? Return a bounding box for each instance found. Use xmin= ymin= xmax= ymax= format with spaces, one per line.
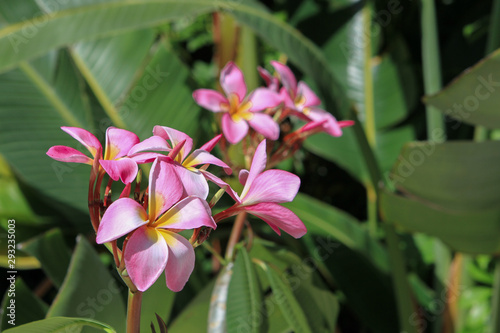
xmin=104 ymin=127 xmax=140 ymax=160
xmin=241 ymin=169 xmax=300 ymax=205
xmin=270 ymin=61 xmax=297 ymax=97
xmin=96 ymin=198 xmax=148 ymax=244
xmin=46 ymin=146 xmax=93 ymax=164
xmin=247 ymin=88 xmax=282 ymax=112
xmin=242 ymin=202 xmax=307 ymax=238
xmin=99 ymin=158 xmax=138 ymax=184
xmin=297 ymin=81 xmax=321 ymax=108
xmin=162 ymin=231 xmax=195 ymax=292
xmin=221 ymin=113 xmax=249 ymax=144
xmin=61 ymin=127 xmax=101 ymax=158
xmin=156 ymin=196 xmax=216 ymax=230
xmin=247 ymin=113 xmax=280 ymax=141
xmin=128 ymin=136 xmax=171 ymax=156
xmin=220 ymin=61 xmax=247 ymax=102
xmin=148 ymin=158 xmax=183 ymax=222
xmin=192 ymin=89 xmax=228 ymax=112
xmin=240 ymin=140 xmax=267 ymax=198
xmin=183 ymin=149 xmax=232 ymax=175
xmin=153 ymin=126 xmax=193 ymax=162
xmin=124 ymin=226 xmax=168 ymax=292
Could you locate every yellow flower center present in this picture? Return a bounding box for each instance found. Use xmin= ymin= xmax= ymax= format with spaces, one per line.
xmin=222 ymin=94 xmax=254 ymax=123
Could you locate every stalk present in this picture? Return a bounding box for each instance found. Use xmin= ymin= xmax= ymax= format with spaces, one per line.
xmin=491 ymin=257 xmax=500 ymax=333
xmin=474 ymin=0 xmax=500 ymax=140
xmin=126 ymin=290 xmax=143 ymax=333
xmin=421 ymin=1 xmax=451 ymax=332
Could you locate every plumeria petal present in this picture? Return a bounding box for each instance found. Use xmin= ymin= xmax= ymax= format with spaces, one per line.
xmin=239 ymin=169 xmax=249 ymax=186
xmin=220 ymin=61 xmax=247 ymax=102
xmin=247 ymin=113 xmax=280 ymax=140
xmin=149 ymin=158 xmax=183 ymax=222
xmin=128 ymin=136 xmax=171 ymax=156
xmin=153 ymin=126 xmax=193 ymax=162
xmin=199 ymin=134 xmax=222 ymax=152
xmin=240 ymin=140 xmax=267 ymax=198
xmin=61 ymin=126 xmax=101 ymax=158
xmin=307 ymin=108 xmax=343 ymax=137
xmin=183 ymin=149 xmax=232 ymax=175
xmin=192 ymin=89 xmax=228 ymax=112
xmin=339 ymin=120 xmax=355 ymax=128
xmin=241 ymin=170 xmax=300 ymax=205
xmin=128 ymin=152 xmax=164 ymax=164
xmin=156 ymin=196 xmax=216 ymax=230
xmin=242 ymin=202 xmax=307 ymax=238
xmin=96 ymin=198 xmax=148 ymax=244
xmin=258 ymin=66 xmax=279 ymax=92
xmin=104 ymin=127 xmax=139 ymax=160
xmin=124 ymin=226 xmax=168 ymax=292
xmin=279 ymin=87 xmax=296 ymax=109
xmin=247 ymin=88 xmax=282 ymax=112
xmin=270 ymin=61 xmax=297 ymax=97
xmin=162 ymin=231 xmax=195 ymax=292
xmin=200 ymin=171 xmax=241 ymax=203
xmin=99 ymin=158 xmax=138 ymax=184
xmin=221 ymin=113 xmax=249 ymax=144
xmin=46 ymin=146 xmax=93 ymax=164
xmin=173 ymin=164 xmax=209 ymax=199
xmin=297 ymin=81 xmax=321 ymax=108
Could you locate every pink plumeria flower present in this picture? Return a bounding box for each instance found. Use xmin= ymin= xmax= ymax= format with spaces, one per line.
xmin=270 ymin=61 xmax=351 ymax=137
xmin=128 ymin=126 xmax=231 ymax=199
xmin=192 ymin=62 xmax=282 ymax=144
xmin=47 ymin=127 xmax=139 ymax=183
xmin=96 ymin=157 xmax=216 ymax=292
xmin=213 ymin=140 xmax=306 ymax=238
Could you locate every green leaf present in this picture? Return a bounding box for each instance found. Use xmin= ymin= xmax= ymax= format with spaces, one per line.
xmin=425 ymin=48 xmax=500 ymax=129
xmin=1 ymin=278 xmax=48 ymax=330
xmin=259 ymin=262 xmax=313 ymax=333
xmin=117 ymin=42 xmax=201 ymax=139
xmin=140 ymin=272 xmax=175 ymax=333
xmin=0 ymin=50 xmax=94 ymax=216
xmin=283 ymin=193 xmax=390 ymax=272
xmin=3 ymin=316 xmax=116 ymax=333
xmin=0 ymin=1 xmax=222 ymax=74
xmin=292 ymin=280 xmax=339 ymax=333
xmin=19 ymin=228 xmax=72 ymax=288
xmin=380 ymin=190 xmax=500 ymax=254
xmin=46 ymin=236 xmax=126 ymax=332
xmin=390 ymin=140 xmax=500 ymax=210
xmin=168 ymin=279 xmax=215 ymax=333
xmin=322 ymin=243 xmax=399 ymax=333
xmin=227 ymin=247 xmax=265 ymax=333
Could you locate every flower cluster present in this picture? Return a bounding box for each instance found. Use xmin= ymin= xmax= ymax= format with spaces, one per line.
xmin=46 ymin=60 xmax=352 ymax=293
xmin=193 ymin=61 xmax=354 ymax=145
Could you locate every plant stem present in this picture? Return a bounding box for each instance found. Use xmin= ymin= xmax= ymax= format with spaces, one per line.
xmin=361 ymin=4 xmax=378 ymax=238
xmin=490 ymin=257 xmax=500 ymax=333
xmin=385 ymin=225 xmax=418 ymax=333
xmin=421 ymin=2 xmax=451 ymax=332
xmin=475 ymin=0 xmax=500 ymax=140
xmin=421 ymin=0 xmax=445 ymax=142
xmin=126 ymin=290 xmax=143 ymax=333
xmin=225 ymin=211 xmax=247 ymax=261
